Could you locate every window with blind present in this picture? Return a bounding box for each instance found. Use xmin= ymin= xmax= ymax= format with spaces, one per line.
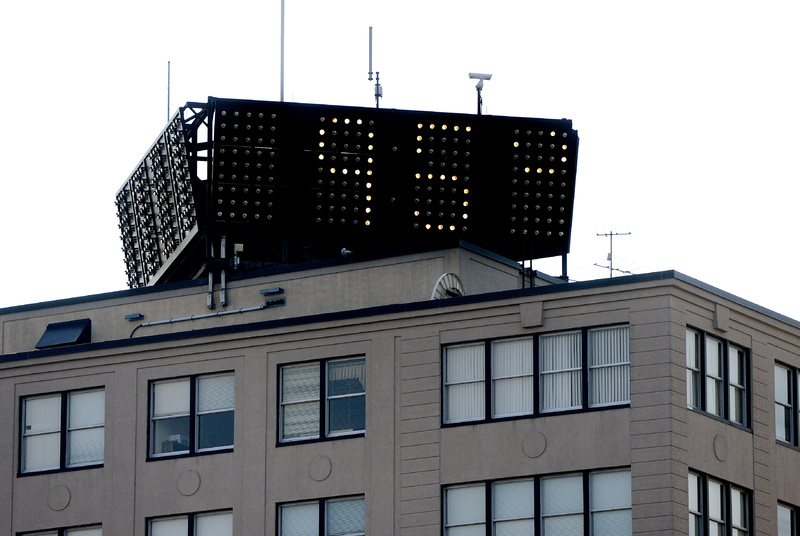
xmin=148 ymin=510 xmax=232 ymax=536
xmin=775 ymin=362 xmax=800 ymax=446
xmin=689 ymin=471 xmax=750 ymax=536
xmin=20 ymin=389 xmax=105 ymax=474
xmin=149 ymin=373 xmax=234 ymax=458
xmin=443 ymin=326 xmax=630 ymax=425
xmin=779 ymin=503 xmax=798 ymax=536
xmin=279 ymin=357 xmax=366 ymax=443
xmin=686 ymin=329 xmax=750 ymax=427
xmin=444 ymin=468 xmax=631 ymax=536
xmin=278 ymin=496 xmax=365 ymax=536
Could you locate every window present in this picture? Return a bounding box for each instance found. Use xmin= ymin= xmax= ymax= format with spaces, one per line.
xmin=278 ymin=496 xmax=365 ymax=536
xmin=775 ymin=363 xmax=799 ymax=445
xmin=24 ymin=527 xmax=102 ymax=536
xmin=149 ymin=373 xmax=234 ymax=457
xmin=688 ymin=471 xmax=750 ymax=536
xmin=779 ymin=503 xmax=797 ymax=536
xmin=443 ymin=326 xmax=630 ymax=424
xmin=279 ymin=357 xmax=366 ymax=443
xmin=443 ymin=468 xmax=631 ymax=536
xmin=148 ymin=511 xmax=232 ymax=536
xmin=686 ymin=329 xmax=749 ymax=427
xmin=21 ymin=389 xmax=104 ymax=473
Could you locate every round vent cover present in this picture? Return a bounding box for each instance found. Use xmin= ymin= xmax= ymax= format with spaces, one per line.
xmin=431 ymin=273 xmax=465 ymax=300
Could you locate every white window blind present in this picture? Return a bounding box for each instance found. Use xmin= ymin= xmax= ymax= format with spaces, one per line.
xmin=327 ymin=359 xmax=366 ymax=436
xmin=493 ymin=479 xmax=535 ymax=536
xmin=445 ymin=484 xmax=486 ymax=535
xmin=730 ymin=487 xmax=748 ymax=536
xmin=22 ymin=395 xmax=61 ymax=472
xmin=66 ymin=528 xmax=102 ymax=536
xmin=688 ymin=473 xmax=702 ymax=536
xmin=149 ymin=516 xmax=188 ymax=536
xmin=686 ymin=330 xmax=701 ymax=408
xmin=706 ymin=338 xmax=723 ymax=416
xmin=327 ymin=497 xmax=365 ymax=536
xmin=590 ymin=469 xmax=632 ymax=535
xmin=197 ymin=374 xmax=234 ymax=413
xmin=539 ymin=332 xmax=582 ymax=412
xmin=589 ymin=326 xmax=630 ymax=407
xmin=728 ymin=347 xmax=746 ymax=425
xmin=67 ymin=390 xmax=105 ymax=467
xmin=195 ymin=511 xmax=233 ymax=536
xmin=708 ymin=479 xmax=725 ymax=534
xmin=151 ymin=379 xmax=190 ymax=456
xmin=541 ymin=474 xmax=583 ymax=534
xmin=280 ymin=502 xmax=319 ymax=536
xmin=778 ymin=504 xmax=793 ymax=536
xmin=197 ymin=374 xmax=235 ymax=451
xmin=444 ymin=344 xmax=485 ymax=422
xmin=492 ymin=338 xmax=534 ymax=418
xmin=281 ymin=363 xmax=321 ymax=440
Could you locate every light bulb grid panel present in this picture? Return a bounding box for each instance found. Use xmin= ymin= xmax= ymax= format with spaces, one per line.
xmin=411 ymin=121 xmax=473 ymax=233
xmin=312 ymin=114 xmax=377 ymax=228
xmin=506 ymin=127 xmax=577 ymax=241
xmin=212 ymin=104 xmax=285 ymax=224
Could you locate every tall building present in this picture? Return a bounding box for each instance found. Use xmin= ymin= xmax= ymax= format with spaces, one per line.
xmin=3 ymin=99 xmax=799 ymax=535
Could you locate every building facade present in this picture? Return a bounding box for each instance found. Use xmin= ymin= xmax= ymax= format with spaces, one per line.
xmin=2 ymin=244 xmax=800 ymax=535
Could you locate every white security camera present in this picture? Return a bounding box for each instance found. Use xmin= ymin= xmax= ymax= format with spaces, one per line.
xmin=468 ymin=73 xmax=493 ymax=80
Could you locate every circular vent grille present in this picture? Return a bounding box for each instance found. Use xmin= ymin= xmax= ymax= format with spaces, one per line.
xmin=431 ymin=273 xmax=465 ymax=300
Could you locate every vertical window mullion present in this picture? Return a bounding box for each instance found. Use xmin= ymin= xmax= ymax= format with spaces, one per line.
xmin=699 ymin=333 xmax=707 ymax=413
xmin=485 ymin=479 xmax=492 ymax=536
xmin=722 ymin=342 xmax=731 ymax=422
xmin=319 ymin=499 xmax=325 ymax=536
xmin=581 ymin=328 xmax=589 ymax=411
xmin=583 ymin=472 xmax=590 ymax=536
xmin=484 ymin=341 xmax=492 ymax=422
xmin=320 ymin=361 xmax=326 ymax=439
xmin=533 ymin=337 xmax=540 ymax=418
xmin=60 ymin=392 xmax=68 ymax=470
xmin=189 ymin=378 xmax=197 ymax=454
xmin=794 ymin=370 xmax=799 ymax=447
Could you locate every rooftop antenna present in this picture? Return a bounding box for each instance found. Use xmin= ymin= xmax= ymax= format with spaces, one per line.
xmin=167 ymin=61 xmax=171 ymax=121
xmin=280 ymin=0 xmax=285 ymax=102
xmin=469 ymin=73 xmax=492 ymax=115
xmin=368 ymin=27 xmax=382 ymax=108
xmin=595 ymin=231 xmax=632 ymax=278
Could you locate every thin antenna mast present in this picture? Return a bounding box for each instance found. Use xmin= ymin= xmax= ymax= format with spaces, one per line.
xmin=368 ymin=26 xmax=382 ymax=108
xmin=595 ymin=231 xmax=632 ymax=278
xmin=280 ymin=0 xmax=285 ymax=102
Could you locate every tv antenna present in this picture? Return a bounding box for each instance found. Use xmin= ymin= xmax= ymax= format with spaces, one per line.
xmin=368 ymin=27 xmax=383 ymax=108
xmin=595 ymin=231 xmax=632 ymax=278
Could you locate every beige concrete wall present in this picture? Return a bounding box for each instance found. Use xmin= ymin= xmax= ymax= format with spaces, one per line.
xmin=3 ymin=269 xmax=800 ymax=534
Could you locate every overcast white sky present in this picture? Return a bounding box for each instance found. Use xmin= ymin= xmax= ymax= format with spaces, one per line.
xmin=1 ymin=1 xmax=799 ymax=319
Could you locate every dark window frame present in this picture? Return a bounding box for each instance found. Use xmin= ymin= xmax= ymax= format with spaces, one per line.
xmin=18 ymin=387 xmax=105 ymax=477
xmin=146 ymin=509 xmax=232 ymax=536
xmin=277 ymin=495 xmax=366 ymax=536
xmin=21 ymin=524 xmax=103 ymax=536
xmin=686 ymin=327 xmax=751 ymax=429
xmin=689 ymin=470 xmax=752 ymax=536
xmin=442 ymin=467 xmax=632 ymax=536
xmin=442 ymin=324 xmax=631 ymax=427
xmin=779 ymin=502 xmax=798 ymax=536
xmin=775 ymin=361 xmax=799 ymax=448
xmin=147 ymin=371 xmax=234 ymax=461
xmin=277 ymin=356 xmax=366 ymax=446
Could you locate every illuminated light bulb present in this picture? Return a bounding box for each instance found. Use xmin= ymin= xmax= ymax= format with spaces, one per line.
xmin=562 ymin=157 xmax=567 ymax=162
xmin=414 ymin=211 xmax=420 ymax=216
xmin=343 ymin=169 xmax=348 ymax=174
xmin=429 ymin=124 xmax=435 ymax=129
xmin=366 ymin=195 xmax=371 ymax=201
xmin=330 ymin=168 xmax=336 ymax=173
xmin=366 ymin=182 xmax=372 ymax=188
xmin=367 ymin=170 xmax=373 ymax=176
xmin=332 ymin=118 xmax=338 ymax=123
xmin=355 ymin=170 xmax=361 ymax=175
xmin=416 ymin=173 xmax=421 ymax=179
xmin=319 ymin=142 xmax=325 ymax=147
xmin=452 ymin=176 xmax=457 ymax=181
xmin=368 ymin=133 xmax=374 ymax=138
xmin=550 ymin=131 xmax=556 ymax=136
xmin=525 ymin=167 xmax=530 ymax=173
xmin=417 ymin=136 xmax=422 ymax=141
xmin=442 ymin=125 xmax=447 ymax=130
xmin=549 ymin=169 xmax=555 ymax=174
xmin=417 ymin=123 xmax=423 ymax=129
xmin=366 ymin=208 xmax=371 ymax=213
xmin=537 ymin=168 xmax=543 ymax=173
xmin=367 ymin=158 xmax=373 ymax=163
xmin=357 ymin=119 xmax=362 ymax=125
xmin=319 ymin=129 xmax=325 ymax=135
xmin=463 ymin=201 xmax=469 ymax=207
xmin=466 ymin=126 xmax=471 ymax=132
xmin=463 ymin=189 xmax=469 ymax=194
xmin=428 ymin=174 xmax=433 ymax=179
xmin=425 ymin=224 xmax=431 ymax=229
xmin=440 ymin=175 xmax=445 ymax=180
xmin=367 ymin=145 xmax=374 ymax=151
xmin=345 ymin=118 xmax=350 ymax=124
xmin=514 ymin=142 xmax=520 ymax=147
xmin=562 ymin=144 xmax=568 ymax=150
xmin=437 ymin=224 xmax=443 ymax=230
xmin=319 ymin=154 xmax=325 ymax=160
xmin=454 ymin=126 xmax=460 ymax=131
xmin=450 ymin=225 xmax=455 ymax=231
xmin=462 ymin=213 xmax=468 ymax=219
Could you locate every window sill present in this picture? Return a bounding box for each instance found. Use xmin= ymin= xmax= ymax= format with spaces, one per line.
xmin=17 ymin=463 xmax=104 ymax=478
xmin=146 ymin=447 xmax=233 ymax=462
xmin=442 ymin=403 xmax=630 ymax=428
xmin=277 ymin=432 xmax=365 ymax=448
xmin=687 ymin=407 xmax=751 ymax=433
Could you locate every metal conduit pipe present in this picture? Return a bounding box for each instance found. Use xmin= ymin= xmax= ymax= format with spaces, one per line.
xmin=129 ymin=304 xmax=268 ymax=338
